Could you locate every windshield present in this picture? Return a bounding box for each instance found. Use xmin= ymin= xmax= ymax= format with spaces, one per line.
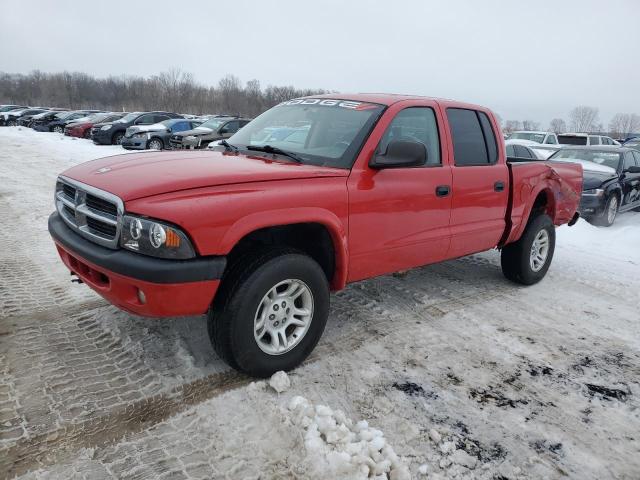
xmin=116 ymin=112 xmax=141 ymax=123
xmin=55 ymin=111 xmax=73 ymax=119
xmin=87 ymin=113 xmax=110 ymax=122
xmin=558 ymin=135 xmax=588 ymax=145
xmin=510 ymin=132 xmax=546 ymax=143
xmin=549 ymin=149 xmax=621 ymax=170
xmin=199 ymin=119 xmax=225 ymax=130
xmin=228 ymin=98 xmax=384 ymax=168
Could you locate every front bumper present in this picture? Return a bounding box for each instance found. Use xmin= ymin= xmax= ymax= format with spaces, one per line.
xmin=121 ymin=137 xmax=147 ymax=149
xmin=579 ymin=194 xmax=606 ymax=217
xmin=92 ymin=129 xmax=114 ymax=144
xmin=32 ymin=123 xmax=51 ymax=132
xmin=48 ymin=212 xmax=225 ymax=317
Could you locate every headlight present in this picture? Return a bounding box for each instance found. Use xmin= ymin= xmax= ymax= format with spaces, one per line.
xmin=582 ymin=188 xmax=604 ymax=197
xmin=101 ymin=125 xmax=112 ymax=131
xmin=133 ymin=133 xmax=146 ymax=139
xmin=121 ymin=215 xmax=196 ymax=259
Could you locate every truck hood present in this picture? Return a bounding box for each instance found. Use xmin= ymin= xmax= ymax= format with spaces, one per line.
xmin=61 ymin=150 xmax=349 ymax=201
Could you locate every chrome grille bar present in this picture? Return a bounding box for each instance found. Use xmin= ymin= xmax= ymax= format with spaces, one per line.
xmin=55 ymin=176 xmax=124 ymax=249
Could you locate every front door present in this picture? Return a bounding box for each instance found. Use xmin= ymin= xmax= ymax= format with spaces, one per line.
xmin=347 ymin=103 xmax=452 ymax=282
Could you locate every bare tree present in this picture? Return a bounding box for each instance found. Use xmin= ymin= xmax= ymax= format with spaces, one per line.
xmin=522 ymin=120 xmax=540 ymax=131
xmin=503 ymin=120 xmax=522 ymax=134
xmin=569 ymin=106 xmax=599 ymax=133
xmin=549 ymin=118 xmax=566 ymax=134
xmin=609 ymin=113 xmax=640 ymax=139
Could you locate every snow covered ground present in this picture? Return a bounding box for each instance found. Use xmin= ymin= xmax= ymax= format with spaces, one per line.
xmin=1 ymin=127 xmax=639 ymax=479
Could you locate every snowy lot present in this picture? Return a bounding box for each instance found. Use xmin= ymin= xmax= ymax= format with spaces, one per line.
xmin=1 ymin=127 xmax=639 ymax=480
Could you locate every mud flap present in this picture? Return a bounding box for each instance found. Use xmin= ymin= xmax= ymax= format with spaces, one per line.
xmin=568 ymin=212 xmax=580 ymax=226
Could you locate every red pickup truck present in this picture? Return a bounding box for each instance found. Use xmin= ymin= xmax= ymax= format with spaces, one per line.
xmin=49 ymin=94 xmax=582 ymax=376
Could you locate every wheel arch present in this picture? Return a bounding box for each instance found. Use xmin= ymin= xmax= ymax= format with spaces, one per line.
xmin=220 ymin=208 xmax=348 ymax=290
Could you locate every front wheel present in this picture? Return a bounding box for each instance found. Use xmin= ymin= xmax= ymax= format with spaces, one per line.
xmin=7 ymin=119 xmax=17 ymax=127
xmin=208 ymin=249 xmax=329 ymax=377
xmin=53 ymin=125 xmax=64 ymax=133
xmin=147 ymin=137 xmax=164 ymax=150
xmin=501 ymin=214 xmax=555 ymax=285
xmin=112 ymin=131 xmax=124 ymax=145
xmin=591 ymin=194 xmax=618 ymax=227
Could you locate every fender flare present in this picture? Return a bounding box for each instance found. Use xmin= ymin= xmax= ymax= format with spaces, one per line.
xmin=511 ymin=186 xmax=556 ymax=243
xmin=219 ymin=207 xmax=349 ymax=290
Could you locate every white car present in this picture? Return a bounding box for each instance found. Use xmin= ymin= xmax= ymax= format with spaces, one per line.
xmin=558 ymin=133 xmax=620 ymax=146
xmin=505 ymin=139 xmax=549 ymax=160
xmin=508 ymin=131 xmax=559 ymax=145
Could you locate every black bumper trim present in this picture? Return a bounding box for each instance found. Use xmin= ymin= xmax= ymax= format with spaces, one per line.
xmin=48 ymin=212 xmax=226 ymax=284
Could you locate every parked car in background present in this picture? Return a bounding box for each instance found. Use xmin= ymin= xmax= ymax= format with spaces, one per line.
xmin=64 ymin=112 xmax=126 ymax=138
xmin=508 ymin=131 xmax=559 ymax=145
xmin=0 ymin=105 xmax=28 ymax=113
xmin=0 ymin=108 xmax=48 ymax=126
xmin=168 ymin=116 xmax=251 ymax=149
xmin=32 ymin=110 xmax=99 ymax=132
xmin=92 ymin=111 xmax=183 ymax=145
xmin=549 ymin=146 xmax=640 ymax=226
xmin=122 ymin=118 xmax=203 ymax=150
xmin=558 ymin=133 xmax=620 ymax=146
xmin=622 ymin=137 xmax=640 ymax=151
xmin=18 ymin=108 xmax=68 ymax=127
xmin=505 ymin=139 xmax=548 ymax=160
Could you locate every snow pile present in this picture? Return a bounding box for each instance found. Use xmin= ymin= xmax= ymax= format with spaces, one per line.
xmin=287 ymin=395 xmax=411 ymax=479
xmin=269 ymin=370 xmax=291 ymax=393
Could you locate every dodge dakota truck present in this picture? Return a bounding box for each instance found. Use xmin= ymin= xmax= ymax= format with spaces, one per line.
xmin=48 ymin=94 xmax=582 ymax=377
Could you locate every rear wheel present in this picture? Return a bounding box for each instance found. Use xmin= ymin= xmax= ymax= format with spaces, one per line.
xmin=147 ymin=137 xmax=164 ymax=150
xmin=208 ymin=248 xmax=329 ymax=377
xmin=112 ymin=131 xmax=124 ymax=145
xmin=7 ymin=119 xmax=17 ymax=127
xmin=53 ymin=125 xmax=64 ymax=133
xmin=591 ymin=194 xmax=618 ymax=227
xmin=501 ymin=214 xmax=555 ymax=285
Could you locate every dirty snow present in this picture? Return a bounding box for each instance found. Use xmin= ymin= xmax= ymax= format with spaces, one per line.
xmin=1 ymin=127 xmax=640 ymax=479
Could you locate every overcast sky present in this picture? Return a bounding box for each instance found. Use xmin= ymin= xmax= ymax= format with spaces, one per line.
xmin=1 ymin=0 xmax=638 ymax=127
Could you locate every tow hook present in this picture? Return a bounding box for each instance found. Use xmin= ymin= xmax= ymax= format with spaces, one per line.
xmin=70 ymin=272 xmax=84 ymax=284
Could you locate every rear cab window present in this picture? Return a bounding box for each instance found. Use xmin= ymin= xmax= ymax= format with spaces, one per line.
xmin=446 ymin=108 xmax=498 ymax=166
xmin=558 ymin=135 xmax=588 ymax=146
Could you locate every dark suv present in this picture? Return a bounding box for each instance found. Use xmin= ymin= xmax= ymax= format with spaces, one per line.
xmin=168 ymin=116 xmax=251 ymax=149
xmin=92 ymin=111 xmax=183 ymax=145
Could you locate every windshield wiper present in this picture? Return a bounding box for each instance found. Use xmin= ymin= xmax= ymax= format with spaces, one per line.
xmin=219 ymin=139 xmax=238 ymax=152
xmin=246 ymin=144 xmax=303 ymax=163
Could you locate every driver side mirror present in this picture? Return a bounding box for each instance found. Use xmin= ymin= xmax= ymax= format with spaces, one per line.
xmin=625 ymin=165 xmax=640 ymax=174
xmin=369 ymin=140 xmax=427 ymax=169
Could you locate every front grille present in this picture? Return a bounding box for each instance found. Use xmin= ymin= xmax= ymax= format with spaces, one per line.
xmin=55 ymin=177 xmax=123 ymax=249
xmin=86 ymin=193 xmax=118 ymax=217
xmin=86 ymin=217 xmax=117 ymax=238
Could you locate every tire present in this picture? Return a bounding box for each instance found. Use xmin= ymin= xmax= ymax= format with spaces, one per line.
xmin=208 ymin=248 xmax=330 ymax=377
xmin=53 ymin=125 xmax=64 ymax=133
xmin=592 ymin=194 xmax=618 ymax=227
xmin=7 ymin=119 xmax=17 ymax=127
xmin=501 ymin=214 xmax=555 ymax=285
xmin=147 ymin=137 xmax=164 ymax=150
xmin=112 ymin=131 xmax=124 ymax=145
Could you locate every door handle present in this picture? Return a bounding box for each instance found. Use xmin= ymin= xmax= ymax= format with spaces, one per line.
xmin=436 ymin=185 xmax=450 ymax=197
xmin=494 ymin=181 xmax=505 ymax=192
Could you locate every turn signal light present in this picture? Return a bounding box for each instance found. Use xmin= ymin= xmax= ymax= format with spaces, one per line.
xmin=166 ymin=228 xmax=181 ymax=248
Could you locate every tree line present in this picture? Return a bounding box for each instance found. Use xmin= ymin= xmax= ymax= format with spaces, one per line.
xmin=502 ymin=106 xmax=640 ymax=138
xmin=0 ymin=69 xmax=329 ymax=117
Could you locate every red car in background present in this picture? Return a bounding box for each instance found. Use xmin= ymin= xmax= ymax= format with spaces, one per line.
xmin=65 ymin=112 xmax=126 ymax=138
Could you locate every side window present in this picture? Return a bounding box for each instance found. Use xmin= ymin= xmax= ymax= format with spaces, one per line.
xmin=171 ymin=121 xmax=190 ymax=133
xmin=545 ymin=135 xmax=557 ymax=144
xmin=506 ymin=144 xmax=516 ymax=157
xmin=447 ymin=108 xmax=497 ymax=166
xmin=136 ymin=114 xmax=155 ymax=125
xmin=589 ymin=136 xmax=601 ymax=145
xmin=514 ymin=145 xmax=532 ymax=158
xmin=221 ymin=121 xmax=240 ymax=134
xmin=154 ymin=114 xmax=170 ymax=123
xmin=377 ymin=107 xmax=441 ymax=165
xmin=623 ymin=152 xmax=637 ymax=170
xmin=240 ymin=120 xmax=251 ymax=127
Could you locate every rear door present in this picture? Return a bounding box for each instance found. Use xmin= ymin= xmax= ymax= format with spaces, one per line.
xmin=445 ymin=107 xmax=509 ymax=257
